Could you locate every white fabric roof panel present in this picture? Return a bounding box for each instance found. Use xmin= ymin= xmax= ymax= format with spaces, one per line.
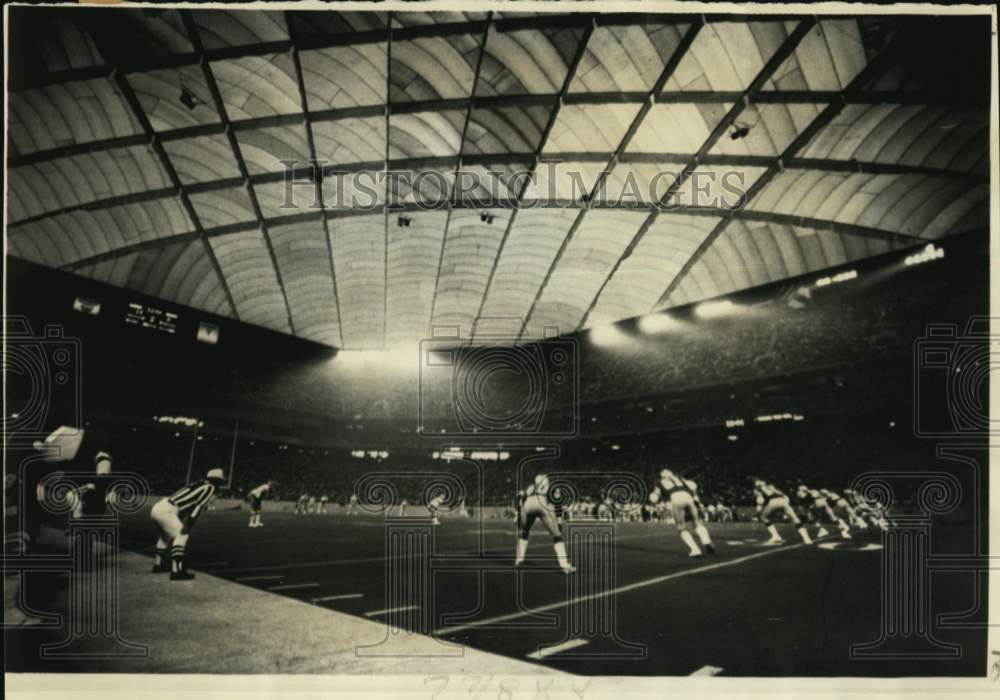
xmin=6 ymin=10 xmax=988 ymax=349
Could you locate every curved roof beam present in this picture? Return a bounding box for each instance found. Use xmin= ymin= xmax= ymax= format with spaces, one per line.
xmin=470 ymin=16 xmax=596 ymax=338
xmin=77 ymin=12 xmax=239 ymax=319
xmin=653 ymin=36 xmax=910 ymax=310
xmin=180 ymin=10 xmax=296 ymax=333
xmin=10 ymin=89 xmax=978 ymax=169
xmin=286 ymin=9 xmax=345 ymax=348
xmin=575 ymin=18 xmax=818 ymax=330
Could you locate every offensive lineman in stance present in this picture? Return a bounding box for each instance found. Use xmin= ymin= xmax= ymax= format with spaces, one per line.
xmin=796 ymin=485 xmax=851 ymax=540
xmin=151 ymin=469 xmax=226 ymax=580
xmin=650 ymin=469 xmax=714 ymax=557
xmin=821 ymin=488 xmax=862 ymax=533
xmin=247 ymin=481 xmax=272 ymax=528
xmin=754 ymin=479 xmax=813 ymax=545
xmin=514 ymin=474 xmax=576 ymax=573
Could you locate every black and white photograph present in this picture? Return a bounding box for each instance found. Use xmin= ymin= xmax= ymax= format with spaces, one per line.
xmin=3 ymin=1 xmax=997 ymax=696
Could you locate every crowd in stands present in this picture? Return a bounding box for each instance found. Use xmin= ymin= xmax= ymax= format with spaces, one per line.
xmin=81 ymin=410 xmax=939 ymax=519
xmin=15 ymin=240 xmax=982 ymax=521
xmin=176 ymin=245 xmax=983 ymax=432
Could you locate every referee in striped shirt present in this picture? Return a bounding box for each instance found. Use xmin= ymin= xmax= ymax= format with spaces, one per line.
xmin=150 ymin=469 xmax=226 ymax=581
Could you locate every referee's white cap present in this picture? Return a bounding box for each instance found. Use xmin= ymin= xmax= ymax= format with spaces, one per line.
xmin=206 ymin=468 xmax=225 ymax=481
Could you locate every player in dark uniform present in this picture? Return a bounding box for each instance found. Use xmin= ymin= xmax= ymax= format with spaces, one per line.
xmin=514 ymin=474 xmax=575 ymax=573
xmin=65 ymin=439 xmax=115 ymax=520
xmin=754 ymin=479 xmax=813 ymax=545
xmin=650 ymin=469 xmax=715 ymax=557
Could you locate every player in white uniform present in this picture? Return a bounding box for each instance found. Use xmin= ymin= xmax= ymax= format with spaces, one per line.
xmin=514 ymin=474 xmax=575 ymax=573
xmin=347 ymin=493 xmax=359 ymax=515
xmin=820 ymin=488 xmax=858 ymax=536
xmin=754 ymin=479 xmax=813 ymax=545
xmin=796 ymin=485 xmax=850 ymax=540
xmin=426 ymin=492 xmax=446 ymax=525
xmin=650 ymin=469 xmax=715 ymax=558
xmin=247 ymin=482 xmax=271 ymax=528
xmin=843 ymin=488 xmax=889 ymax=532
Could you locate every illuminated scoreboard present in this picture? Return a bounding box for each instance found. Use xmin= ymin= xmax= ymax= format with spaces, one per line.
xmin=125 ymin=302 xmax=178 ymax=334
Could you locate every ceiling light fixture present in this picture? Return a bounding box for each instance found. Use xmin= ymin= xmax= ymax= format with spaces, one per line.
xmin=730 ymin=124 xmax=751 ymax=140
xmin=179 ymin=87 xmax=200 ymax=110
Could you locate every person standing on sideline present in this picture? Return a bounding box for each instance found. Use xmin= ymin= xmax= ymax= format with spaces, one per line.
xmin=151 ymin=469 xmax=226 ymax=580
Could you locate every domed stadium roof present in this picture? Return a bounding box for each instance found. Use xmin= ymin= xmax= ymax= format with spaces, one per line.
xmin=7 ymin=8 xmax=989 ymax=349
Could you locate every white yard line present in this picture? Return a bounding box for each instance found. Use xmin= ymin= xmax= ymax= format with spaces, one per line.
xmin=212 ymin=531 xmax=667 ymax=575
xmin=526 ymin=639 xmax=590 ymax=660
xmin=235 ymin=574 xmax=284 ymax=582
xmin=434 ymin=542 xmax=806 ymax=636
xmin=311 ymin=593 xmax=365 ymax=603
xmin=269 ymin=582 xmax=320 ymax=591
xmin=364 ymin=605 xmax=419 ymax=618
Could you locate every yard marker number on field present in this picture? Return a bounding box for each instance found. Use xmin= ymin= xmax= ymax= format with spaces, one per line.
xmin=311 ymin=593 xmax=364 ymax=603
xmin=365 ymin=605 xmax=419 ymax=617
xmin=527 ymin=639 xmax=589 ymax=660
xmin=690 ymin=665 xmax=723 ymax=676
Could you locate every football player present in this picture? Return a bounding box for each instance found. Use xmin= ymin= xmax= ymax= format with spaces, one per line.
xmin=796 ymin=485 xmax=850 ymax=539
xmin=650 ymin=469 xmax=714 ymax=557
xmin=844 ymin=488 xmax=889 ymax=532
xmin=65 ymin=438 xmax=115 ymax=521
xmin=754 ymin=479 xmax=813 ymax=545
xmin=151 ymin=469 xmax=226 ymax=580
xmin=247 ymin=481 xmax=272 ymax=528
xmin=821 ymin=488 xmax=861 ymax=533
xmin=514 ymin=474 xmax=575 ymax=573
xmin=347 ymin=493 xmax=359 ymax=516
xmin=427 ymin=492 xmax=446 ymax=525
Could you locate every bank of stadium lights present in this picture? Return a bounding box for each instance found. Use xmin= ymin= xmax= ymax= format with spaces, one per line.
xmin=431 ymin=450 xmax=509 ymax=461
xmin=154 ymin=415 xmax=202 ymax=427
xmin=725 ymin=418 xmax=745 ymax=428
xmin=694 ymin=300 xmax=742 ymax=319
xmin=335 ymin=348 xmax=418 ymax=373
xmin=350 ymin=450 xmax=390 ymax=458
xmin=815 ymin=270 xmax=858 ymax=287
xmin=904 ymin=243 xmax=945 ymax=266
xmin=638 ymin=313 xmax=683 ymax=334
xmin=589 ymin=323 xmax=629 ymax=347
xmin=754 ymin=413 xmax=804 ymax=423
